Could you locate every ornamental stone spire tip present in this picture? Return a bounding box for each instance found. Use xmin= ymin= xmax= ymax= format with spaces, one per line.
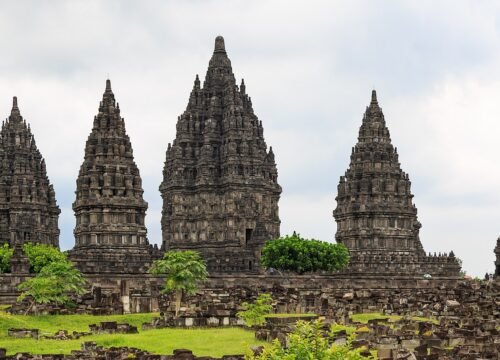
xmin=11 ymin=96 xmax=20 ymax=116
xmin=214 ymin=35 xmax=226 ymax=53
xmin=371 ymin=89 xmax=378 ymax=105
xmin=105 ymin=79 xmax=112 ymax=92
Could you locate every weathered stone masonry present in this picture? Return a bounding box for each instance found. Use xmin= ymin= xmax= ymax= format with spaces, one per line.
xmin=495 ymin=236 xmax=500 ymax=277
xmin=160 ymin=36 xmax=281 ymax=273
xmin=69 ymin=80 xmax=160 ymax=274
xmin=0 ymin=97 xmax=60 ymax=248
xmin=334 ymin=91 xmax=460 ymax=277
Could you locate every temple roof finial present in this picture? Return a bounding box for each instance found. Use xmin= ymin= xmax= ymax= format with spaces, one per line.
xmin=214 ymin=35 xmax=226 ymax=53
xmin=371 ymin=89 xmax=378 ymax=105
xmin=105 ymin=79 xmax=112 ymax=92
xmin=240 ymin=78 xmax=246 ymax=94
xmin=11 ymin=96 xmax=20 ymax=116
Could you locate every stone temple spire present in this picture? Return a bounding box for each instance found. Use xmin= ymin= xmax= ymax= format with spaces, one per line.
xmin=495 ymin=237 xmax=500 ymax=277
xmin=160 ymin=36 xmax=281 ymax=273
xmin=333 ymin=91 xmax=460 ymax=277
xmin=0 ymin=97 xmax=60 ymax=247
xmin=70 ymin=80 xmax=159 ymax=274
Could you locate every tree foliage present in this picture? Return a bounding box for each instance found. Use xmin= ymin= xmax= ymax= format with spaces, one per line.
xmin=237 ymin=293 xmax=273 ymax=327
xmin=22 ymin=243 xmax=67 ymax=273
xmin=246 ymin=319 xmax=372 ymax=360
xmin=17 ymin=259 xmax=87 ymax=314
xmin=149 ymin=250 xmax=208 ymax=317
xmin=261 ymin=233 xmax=350 ymax=274
xmin=0 ymin=244 xmax=13 ymax=273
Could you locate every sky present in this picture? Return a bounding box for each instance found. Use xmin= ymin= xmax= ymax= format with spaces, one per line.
xmin=0 ymin=0 xmax=498 ymax=277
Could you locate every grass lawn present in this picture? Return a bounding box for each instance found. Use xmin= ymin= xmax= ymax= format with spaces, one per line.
xmin=351 ymin=312 xmax=438 ymax=325
xmin=0 ymin=309 xmax=264 ymax=356
xmin=265 ymin=313 xmax=317 ymax=318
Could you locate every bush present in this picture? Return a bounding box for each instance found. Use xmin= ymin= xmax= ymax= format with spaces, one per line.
xmin=237 ymin=293 xmax=273 ymax=327
xmin=17 ymin=259 xmax=87 ymax=314
xmin=261 ymin=233 xmax=349 ymax=274
xmin=246 ymin=319 xmax=372 ymax=359
xmin=22 ymin=243 xmax=67 ymax=273
xmin=0 ymin=244 xmax=13 ymax=273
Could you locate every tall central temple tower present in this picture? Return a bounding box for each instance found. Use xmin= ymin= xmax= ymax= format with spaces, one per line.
xmin=334 ymin=91 xmax=460 ymax=276
xmin=160 ymin=36 xmax=281 ymax=273
xmin=0 ymin=98 xmax=60 ymax=247
xmin=70 ymin=80 xmax=159 ymax=274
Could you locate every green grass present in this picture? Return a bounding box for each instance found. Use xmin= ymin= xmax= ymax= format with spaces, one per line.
xmin=0 ymin=310 xmax=264 ymax=356
xmin=330 ymin=323 xmax=356 ymax=335
xmin=265 ymin=313 xmax=317 ymax=318
xmin=350 ymin=312 xmax=438 ymax=325
xmin=0 ymin=311 xmax=159 ymax=334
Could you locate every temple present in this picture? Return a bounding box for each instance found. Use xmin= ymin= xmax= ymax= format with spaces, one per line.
xmin=69 ymin=80 xmax=160 ymax=274
xmin=0 ymin=97 xmax=60 ymax=248
xmin=495 ymin=237 xmax=500 ymax=277
xmin=333 ymin=91 xmax=460 ymax=277
xmin=160 ymin=36 xmax=281 ymax=273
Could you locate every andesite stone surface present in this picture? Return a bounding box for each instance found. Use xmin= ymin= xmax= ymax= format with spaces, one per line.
xmin=334 ymin=91 xmax=460 ymax=276
xmin=495 ymin=237 xmax=500 ymax=277
xmin=69 ymin=80 xmax=160 ymax=274
xmin=160 ymin=36 xmax=281 ymax=273
xmin=0 ymin=97 xmax=60 ymax=248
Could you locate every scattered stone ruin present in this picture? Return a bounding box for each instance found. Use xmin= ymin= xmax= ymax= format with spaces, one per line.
xmin=69 ymin=80 xmax=161 ymax=274
xmin=334 ymin=91 xmax=460 ymax=277
xmin=0 ymin=97 xmax=60 ymax=248
xmin=7 ymin=328 xmax=39 ymax=339
xmin=160 ymin=36 xmax=281 ymax=273
xmin=88 ymin=321 xmax=138 ymax=334
xmin=0 ymin=342 xmax=245 ymax=360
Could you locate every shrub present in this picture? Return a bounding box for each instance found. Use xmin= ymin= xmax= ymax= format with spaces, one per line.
xmin=246 ymin=319 xmax=372 ymax=359
xmin=237 ymin=293 xmax=273 ymax=327
xmin=261 ymin=232 xmax=349 ymax=274
xmin=17 ymin=259 xmax=87 ymax=314
xmin=22 ymin=243 xmax=67 ymax=273
xmin=0 ymin=244 xmax=13 ymax=273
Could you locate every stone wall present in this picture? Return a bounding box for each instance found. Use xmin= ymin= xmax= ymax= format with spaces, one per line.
xmin=3 ymin=272 xmax=498 ymax=322
xmin=162 ymin=275 xmax=498 ymax=324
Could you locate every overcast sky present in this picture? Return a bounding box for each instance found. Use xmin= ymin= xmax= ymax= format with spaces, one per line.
xmin=0 ymin=1 xmax=498 ymax=277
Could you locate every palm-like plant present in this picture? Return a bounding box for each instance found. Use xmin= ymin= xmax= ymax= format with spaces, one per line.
xmin=17 ymin=259 xmax=87 ymax=314
xmin=149 ymin=250 xmax=208 ymax=317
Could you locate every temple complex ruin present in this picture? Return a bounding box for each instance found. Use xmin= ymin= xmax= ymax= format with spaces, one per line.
xmin=333 ymin=91 xmax=460 ymax=277
xmin=159 ymin=36 xmax=281 ymax=273
xmin=69 ymin=80 xmax=160 ymax=274
xmin=0 ymin=97 xmax=60 ymax=248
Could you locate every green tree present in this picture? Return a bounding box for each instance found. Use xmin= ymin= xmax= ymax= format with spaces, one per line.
xmin=17 ymin=259 xmax=87 ymax=314
xmin=261 ymin=233 xmax=349 ymax=274
xmin=246 ymin=320 xmax=372 ymax=360
xmin=22 ymin=243 xmax=67 ymax=273
xmin=0 ymin=244 xmax=13 ymax=273
xmin=149 ymin=250 xmax=208 ymax=317
xmin=237 ymin=293 xmax=273 ymax=327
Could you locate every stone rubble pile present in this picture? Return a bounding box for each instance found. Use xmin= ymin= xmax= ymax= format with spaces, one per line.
xmin=255 ymin=315 xmax=499 ymax=359
xmin=0 ymin=342 xmax=244 ymax=360
xmin=88 ymin=322 xmax=138 ymax=334
xmin=7 ymin=289 xmax=123 ymax=316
